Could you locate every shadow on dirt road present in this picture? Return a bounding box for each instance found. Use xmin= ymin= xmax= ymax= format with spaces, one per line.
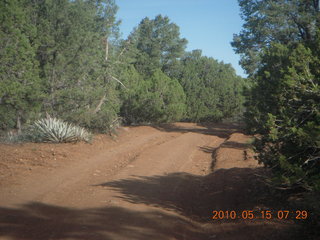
xmin=154 ymin=122 xmax=241 ymax=139
xmin=98 ymin=168 xmax=282 ymax=221
xmin=0 ymin=202 xmax=211 ymax=240
xmin=0 ymin=168 xmax=301 ymax=240
xmin=0 ymin=169 xmax=299 ymax=240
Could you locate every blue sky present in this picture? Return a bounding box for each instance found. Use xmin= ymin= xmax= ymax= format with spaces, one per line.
xmin=116 ymin=0 xmax=246 ymax=77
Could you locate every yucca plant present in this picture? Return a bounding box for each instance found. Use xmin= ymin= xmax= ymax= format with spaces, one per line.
xmin=30 ymin=117 xmax=92 ymax=143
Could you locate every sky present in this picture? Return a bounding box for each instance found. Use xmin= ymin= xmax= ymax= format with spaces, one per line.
xmin=116 ymin=0 xmax=246 ymax=77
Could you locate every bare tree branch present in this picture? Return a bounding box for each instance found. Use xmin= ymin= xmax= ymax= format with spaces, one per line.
xmin=93 ymin=93 xmax=107 ymax=114
xmin=117 ymin=39 xmax=131 ymax=61
xmin=102 ymin=37 xmax=127 ymax=93
xmin=105 ymin=38 xmax=109 ymax=62
xmin=111 ymin=75 xmax=126 ymax=88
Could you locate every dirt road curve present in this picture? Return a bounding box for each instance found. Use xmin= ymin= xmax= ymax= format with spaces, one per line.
xmin=0 ymin=123 xmax=299 ymax=240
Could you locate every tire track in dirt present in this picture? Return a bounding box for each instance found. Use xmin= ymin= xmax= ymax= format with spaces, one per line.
xmin=0 ymin=128 xmax=183 ymax=207
xmin=40 ymin=130 xmax=226 ymax=208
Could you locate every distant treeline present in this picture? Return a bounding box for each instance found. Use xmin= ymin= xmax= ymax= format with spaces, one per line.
xmin=0 ymin=0 xmax=245 ymax=133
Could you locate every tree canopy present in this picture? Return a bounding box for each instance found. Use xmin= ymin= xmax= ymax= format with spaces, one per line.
xmin=232 ymin=0 xmax=320 ymax=75
xmin=176 ymin=50 xmax=245 ymax=122
xmin=128 ymin=15 xmax=188 ymax=76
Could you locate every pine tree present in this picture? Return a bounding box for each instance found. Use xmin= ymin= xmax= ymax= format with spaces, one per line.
xmin=128 ymin=15 xmax=187 ymax=76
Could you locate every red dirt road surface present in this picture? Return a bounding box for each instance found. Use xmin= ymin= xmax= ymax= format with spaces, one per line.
xmin=0 ymin=123 xmax=302 ymax=240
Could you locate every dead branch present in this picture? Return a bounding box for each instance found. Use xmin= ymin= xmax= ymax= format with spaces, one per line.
xmin=93 ymin=93 xmax=107 ymax=114
xmin=105 ymin=38 xmax=109 ymax=62
xmin=111 ymin=75 xmax=126 ymax=88
xmin=117 ymin=39 xmax=131 ymax=60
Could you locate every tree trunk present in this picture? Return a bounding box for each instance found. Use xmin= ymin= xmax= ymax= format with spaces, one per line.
xmin=105 ymin=38 xmax=109 ymax=62
xmin=16 ymin=112 xmax=22 ymax=134
xmin=93 ymin=93 xmax=107 ymax=114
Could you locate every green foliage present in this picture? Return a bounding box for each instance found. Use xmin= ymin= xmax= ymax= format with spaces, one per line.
xmin=128 ymin=14 xmax=188 ymax=76
xmin=117 ymin=15 xmax=245 ymax=125
xmin=247 ymin=40 xmax=320 ymax=191
xmin=0 ymin=0 xmax=43 ymax=130
xmin=0 ymin=130 xmax=27 ymax=144
xmin=176 ymin=50 xmax=245 ymax=122
xmin=232 ymin=0 xmax=320 ymax=75
xmin=120 ymin=67 xmax=186 ymax=124
xmin=29 ymin=117 xmax=92 ymax=143
xmin=28 ymin=0 xmax=121 ymax=128
xmin=235 ymin=8 xmax=320 ymax=231
xmin=0 ymin=0 xmax=123 ymax=134
xmin=1 ymin=0 xmax=245 ymax=140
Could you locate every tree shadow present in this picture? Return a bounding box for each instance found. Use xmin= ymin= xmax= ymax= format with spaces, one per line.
xmin=199 ymin=146 xmax=217 ymax=154
xmin=0 ymin=168 xmax=304 ymax=240
xmin=0 ymin=200 xmax=300 ymax=240
xmin=220 ymin=141 xmax=250 ymax=150
xmin=0 ymin=203 xmax=209 ymax=240
xmin=196 ymin=122 xmax=245 ymax=130
xmin=93 ymin=168 xmax=302 ymax=239
xmin=97 ymin=168 xmax=282 ymax=221
xmin=153 ymin=123 xmax=241 ymax=139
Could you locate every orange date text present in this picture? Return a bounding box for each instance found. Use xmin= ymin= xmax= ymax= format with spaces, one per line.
xmin=212 ymin=210 xmax=308 ymax=220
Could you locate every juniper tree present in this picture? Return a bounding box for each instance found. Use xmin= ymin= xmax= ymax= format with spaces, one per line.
xmin=0 ymin=0 xmax=43 ymax=131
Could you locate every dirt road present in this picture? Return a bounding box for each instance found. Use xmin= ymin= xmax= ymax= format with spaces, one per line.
xmin=0 ymin=123 xmax=300 ymax=240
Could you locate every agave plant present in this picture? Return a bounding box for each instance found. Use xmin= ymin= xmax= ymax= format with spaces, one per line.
xmin=31 ymin=117 xmax=92 ymax=143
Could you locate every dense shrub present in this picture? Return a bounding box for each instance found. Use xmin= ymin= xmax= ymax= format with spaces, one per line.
xmin=246 ymin=42 xmax=320 ymax=191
